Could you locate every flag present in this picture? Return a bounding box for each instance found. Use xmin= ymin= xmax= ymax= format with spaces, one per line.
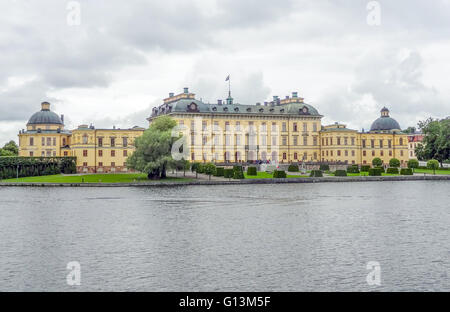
xmin=225 ymin=75 xmax=230 ymax=81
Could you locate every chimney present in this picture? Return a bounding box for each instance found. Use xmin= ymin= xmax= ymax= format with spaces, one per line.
xmin=183 ymin=87 xmax=189 ymax=94
xmin=285 ymin=96 xmax=290 ymax=99
xmin=61 ymin=114 xmax=64 ymax=124
xmin=169 ymin=92 xmax=174 ymax=97
xmin=292 ymin=92 xmax=298 ymax=98
xmin=217 ymin=99 xmax=222 ymax=105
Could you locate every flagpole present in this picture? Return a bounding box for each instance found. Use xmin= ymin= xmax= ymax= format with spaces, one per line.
xmin=228 ymin=76 xmax=231 ymax=97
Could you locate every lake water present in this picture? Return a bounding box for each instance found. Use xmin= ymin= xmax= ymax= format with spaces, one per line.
xmin=0 ymin=181 xmax=449 ymax=291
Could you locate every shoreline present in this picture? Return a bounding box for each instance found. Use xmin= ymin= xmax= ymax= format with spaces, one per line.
xmin=0 ymin=175 xmax=449 ymax=187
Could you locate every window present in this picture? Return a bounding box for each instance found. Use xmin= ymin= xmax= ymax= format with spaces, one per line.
xmin=261 ymin=135 xmax=267 ymax=146
xmin=236 ymin=135 xmax=241 ymax=145
xmin=47 ymin=137 xmax=52 ymax=146
xmin=202 ymin=121 xmax=207 ymax=131
xmin=313 ymin=123 xmax=317 ymax=132
xmin=303 ymin=123 xmax=307 ymax=132
xmin=344 ymin=137 xmax=348 ymax=145
xmin=83 ymin=150 xmax=88 ymax=157
xmin=362 ymin=139 xmax=366 ymax=148
xmin=283 ymin=152 xmax=287 ymax=160
xmin=98 ymin=150 xmax=103 ymax=157
xmin=30 ymin=137 xmax=34 ymax=146
xmin=303 ymin=136 xmax=307 ymax=146
xmin=64 ymin=151 xmax=68 ymax=156
xmin=313 ymin=136 xmax=318 ymax=146
xmin=271 ymin=122 xmax=277 ymax=132
xmin=83 ymin=162 xmax=88 ymax=167
xmin=294 ymin=152 xmax=298 ymax=160
xmin=191 ymin=135 xmax=195 ymax=146
xmin=249 ymin=122 xmax=255 ymax=133
xmin=331 ymin=151 xmax=333 ymax=156
xmin=82 ymin=135 xmax=88 ymax=144
xmin=98 ymin=137 xmax=103 ymax=147
xmin=345 ymin=150 xmax=348 ymax=156
xmin=225 ymin=121 xmax=230 ymax=131
xmin=110 ymin=137 xmax=115 ymax=147
xmin=123 ymin=150 xmax=128 ymax=157
xmin=53 ymin=138 xmax=56 ymax=146
xmin=272 ymin=136 xmax=277 ymax=146
xmin=400 ymin=138 xmax=403 ymax=145
xmin=352 ymin=150 xmax=355 ymax=157
xmin=53 ymin=151 xmax=56 ymax=156
xmin=202 ymin=135 xmax=207 ymax=146
xmin=191 ymin=153 xmax=195 ymax=160
xmin=337 ymin=150 xmax=341 ymax=156
xmin=41 ymin=151 xmax=45 ymax=156
xmin=337 ymin=137 xmax=341 ymax=145
xmin=261 ymin=122 xmax=267 ymax=132
xmin=282 ymin=122 xmax=287 ymax=132
xmin=380 ymin=150 xmax=384 ymax=156
xmin=351 ymin=137 xmax=355 ymax=145
xmin=214 ymin=135 xmax=219 ymax=145
xmin=111 ymin=162 xmax=115 ymax=167
xmin=62 ymin=138 xmax=66 ymax=146
xmin=326 ymin=138 xmax=329 ymax=146
xmin=111 ymin=150 xmax=116 ymax=157
xmin=282 ymin=136 xmax=287 ymax=146
xmin=235 ymin=121 xmax=240 ymax=131
xmin=379 ymin=139 xmax=383 ymax=148
xmin=29 ymin=151 xmax=34 ymax=156
xmin=363 ymin=151 xmax=366 ymax=156
xmin=293 ymin=136 xmax=298 ymax=146
xmin=330 ymin=138 xmax=333 ymax=145
xmin=388 ymin=140 xmax=392 ymax=148
xmin=372 ymin=150 xmax=375 ymax=156
xmin=389 ymin=150 xmax=392 ymax=156
xmin=213 ymin=121 xmax=219 ymax=131
xmin=98 ymin=162 xmax=103 ymax=167
xmin=190 ymin=120 xmax=195 ymax=131
xmin=293 ymin=123 xmax=298 ymax=132
xmin=123 ymin=137 xmax=128 ymax=147
xmin=225 ymin=135 xmax=231 ymax=146
xmin=313 ymin=152 xmax=317 ymax=160
xmin=371 ymin=139 xmax=375 ymax=148
xmin=400 ymin=150 xmax=404 ymax=156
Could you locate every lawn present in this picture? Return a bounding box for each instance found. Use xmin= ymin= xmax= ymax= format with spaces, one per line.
xmin=244 ymin=172 xmax=309 ymax=179
xmin=1 ymin=173 xmax=193 ymax=183
xmin=414 ymin=169 xmax=450 ymax=175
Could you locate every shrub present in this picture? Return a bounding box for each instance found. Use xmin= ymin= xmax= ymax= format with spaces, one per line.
xmin=360 ymin=165 xmax=371 ymax=172
xmin=368 ymin=168 xmax=382 ymax=176
xmin=400 ymin=168 xmax=413 ymax=175
xmin=224 ymin=168 xmax=234 ymax=178
xmin=191 ymin=163 xmax=199 ymax=172
xmin=375 ymin=166 xmax=385 ymax=173
xmin=347 ymin=165 xmax=359 ymax=173
xmin=386 ymin=167 xmax=399 ymax=174
xmin=319 ymin=164 xmax=330 ymax=171
xmin=427 ymin=159 xmax=439 ymax=174
xmin=214 ymin=167 xmax=225 ymax=177
xmin=389 ymin=158 xmax=400 ymax=168
xmin=232 ymin=165 xmax=245 ymax=179
xmin=372 ymin=157 xmax=383 ymax=167
xmin=335 ymin=170 xmax=348 ymax=176
xmin=407 ymin=159 xmax=419 ymax=171
xmin=196 ymin=163 xmax=205 ymax=173
xmin=0 ymin=157 xmax=77 ymax=179
xmin=247 ymin=166 xmax=257 ymax=176
xmin=288 ymin=164 xmax=299 ymax=172
xmin=273 ymin=170 xmax=287 ymax=178
xmin=310 ymin=170 xmax=323 ymax=177
xmin=204 ymin=163 xmax=216 ymax=179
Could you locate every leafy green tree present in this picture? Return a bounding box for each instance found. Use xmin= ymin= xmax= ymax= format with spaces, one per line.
xmin=0 ymin=140 xmax=18 ymax=156
xmin=416 ymin=117 xmax=450 ymax=167
xmin=204 ymin=163 xmax=216 ymax=180
xmin=126 ymin=116 xmax=177 ymax=179
xmin=389 ymin=158 xmax=400 ymax=168
xmin=372 ymin=157 xmax=383 ymax=167
xmin=407 ymin=159 xmax=419 ymax=172
xmin=427 ymin=159 xmax=439 ymax=175
xmin=402 ymin=127 xmax=416 ymax=134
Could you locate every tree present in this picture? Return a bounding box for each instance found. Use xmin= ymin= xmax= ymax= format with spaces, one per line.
xmin=407 ymin=159 xmax=419 ymax=172
xmin=427 ymin=159 xmax=439 ymax=175
xmin=126 ymin=116 xmax=177 ymax=179
xmin=416 ymin=117 xmax=450 ymax=167
xmin=402 ymin=126 xmax=416 ymax=134
xmin=0 ymin=140 xmax=18 ymax=157
xmin=372 ymin=157 xmax=383 ymax=167
xmin=389 ymin=158 xmax=400 ymax=168
xmin=204 ymin=163 xmax=216 ymax=180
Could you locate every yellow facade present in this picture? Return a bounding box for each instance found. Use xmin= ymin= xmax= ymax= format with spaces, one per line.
xmin=18 ymin=102 xmax=145 ymax=173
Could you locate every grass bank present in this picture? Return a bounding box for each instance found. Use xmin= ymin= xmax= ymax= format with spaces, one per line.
xmin=0 ymin=173 xmax=193 ymax=183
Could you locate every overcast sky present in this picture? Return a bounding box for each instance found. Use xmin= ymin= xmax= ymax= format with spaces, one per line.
xmin=1 ymin=0 xmax=450 ymax=145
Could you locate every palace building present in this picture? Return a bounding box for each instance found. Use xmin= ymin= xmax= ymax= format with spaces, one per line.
xmin=148 ymin=88 xmax=409 ymax=166
xmin=18 ymin=88 xmax=410 ymax=172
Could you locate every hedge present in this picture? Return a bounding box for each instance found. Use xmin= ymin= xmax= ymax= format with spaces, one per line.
xmin=247 ymin=166 xmax=257 ymax=176
xmin=310 ymin=170 xmax=323 ymax=177
xmin=361 ymin=165 xmax=371 ymax=172
xmin=214 ymin=167 xmax=225 ymax=177
xmin=335 ymin=170 xmax=348 ymax=176
xmin=400 ymin=168 xmax=413 ymax=175
xmin=347 ymin=165 xmax=359 ymax=173
xmin=386 ymin=167 xmax=399 ymax=174
xmin=368 ymin=168 xmax=383 ymax=176
xmin=233 ymin=165 xmax=245 ymax=179
xmin=319 ymin=164 xmax=330 ymax=171
xmin=288 ymin=164 xmax=299 ymax=172
xmin=0 ymin=157 xmax=77 ymax=180
xmin=375 ymin=166 xmax=385 ymax=173
xmin=224 ymin=168 xmax=234 ymax=178
xmin=273 ymin=170 xmax=287 ymax=178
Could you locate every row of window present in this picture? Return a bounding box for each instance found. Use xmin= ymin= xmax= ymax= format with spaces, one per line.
xmin=181 ymin=120 xmax=319 ymax=132
xmin=80 ymin=136 xmax=128 ymax=147
xmin=321 ymin=150 xmax=405 ymax=157
xmin=82 ymin=162 xmax=127 ymax=167
xmin=321 ymin=138 xmax=405 ymax=147
xmin=29 ymin=137 xmax=67 ymax=147
xmin=28 ymin=151 xmax=69 ymax=157
xmin=192 ymin=135 xmax=319 ymax=146
xmin=190 ymin=151 xmax=319 ymax=161
xmin=81 ymin=150 xmax=128 ymax=157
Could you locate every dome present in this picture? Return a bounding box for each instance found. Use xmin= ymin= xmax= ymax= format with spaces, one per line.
xmin=370 ymin=107 xmax=401 ymax=132
xmin=27 ymin=102 xmax=63 ymax=126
